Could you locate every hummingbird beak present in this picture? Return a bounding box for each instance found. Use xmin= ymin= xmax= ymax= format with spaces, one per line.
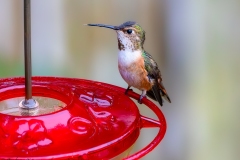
xmin=86 ymin=23 xmax=118 ymax=30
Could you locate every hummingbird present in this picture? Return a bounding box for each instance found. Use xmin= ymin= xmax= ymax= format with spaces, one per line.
xmin=86 ymin=21 xmax=171 ymax=106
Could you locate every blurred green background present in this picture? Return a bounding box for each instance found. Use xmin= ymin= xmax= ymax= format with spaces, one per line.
xmin=0 ymin=0 xmax=240 ymax=159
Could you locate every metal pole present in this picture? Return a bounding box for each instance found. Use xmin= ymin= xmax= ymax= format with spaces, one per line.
xmin=19 ymin=0 xmax=38 ymax=112
xmin=24 ymin=0 xmax=32 ymax=100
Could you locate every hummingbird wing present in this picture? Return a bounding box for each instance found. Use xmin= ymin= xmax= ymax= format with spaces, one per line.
xmin=142 ymin=51 xmax=171 ymax=106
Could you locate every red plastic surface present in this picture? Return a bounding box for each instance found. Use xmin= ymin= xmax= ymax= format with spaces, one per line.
xmin=0 ymin=77 xmax=166 ymax=160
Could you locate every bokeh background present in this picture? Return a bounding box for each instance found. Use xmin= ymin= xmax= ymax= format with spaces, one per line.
xmin=0 ymin=0 xmax=240 ymax=160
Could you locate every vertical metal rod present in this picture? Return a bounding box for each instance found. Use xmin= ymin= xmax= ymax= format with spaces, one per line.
xmin=24 ymin=0 xmax=32 ymax=100
xmin=19 ymin=0 xmax=38 ymax=112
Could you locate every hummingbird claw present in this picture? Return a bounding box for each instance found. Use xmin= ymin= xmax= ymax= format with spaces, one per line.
xmin=125 ymin=86 xmax=132 ymax=95
xmin=137 ymin=99 xmax=143 ymax=104
xmin=138 ymin=94 xmax=147 ymax=104
xmin=138 ymin=90 xmax=147 ymax=104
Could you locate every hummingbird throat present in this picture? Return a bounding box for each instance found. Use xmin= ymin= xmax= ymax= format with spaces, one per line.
xmin=118 ymin=39 xmax=125 ymax=50
xmin=117 ymin=37 xmax=141 ymax=52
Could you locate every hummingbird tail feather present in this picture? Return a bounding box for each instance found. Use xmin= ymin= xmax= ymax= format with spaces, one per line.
xmin=147 ymin=83 xmax=163 ymax=106
xmin=159 ymin=82 xmax=171 ymax=103
xmin=146 ymin=81 xmax=171 ymax=106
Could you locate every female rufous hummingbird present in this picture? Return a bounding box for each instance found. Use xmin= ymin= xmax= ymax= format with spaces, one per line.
xmin=86 ymin=21 xmax=171 ymax=106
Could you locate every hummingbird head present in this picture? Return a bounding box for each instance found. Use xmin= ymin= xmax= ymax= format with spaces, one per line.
xmin=87 ymin=21 xmax=146 ymax=51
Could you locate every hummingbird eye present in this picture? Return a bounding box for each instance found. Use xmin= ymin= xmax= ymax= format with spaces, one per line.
xmin=126 ymin=29 xmax=132 ymax=34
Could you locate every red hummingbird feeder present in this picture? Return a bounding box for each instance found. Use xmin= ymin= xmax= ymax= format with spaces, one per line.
xmin=0 ymin=1 xmax=166 ymax=159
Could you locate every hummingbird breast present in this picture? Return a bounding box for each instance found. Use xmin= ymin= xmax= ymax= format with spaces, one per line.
xmin=118 ymin=50 xmax=152 ymax=91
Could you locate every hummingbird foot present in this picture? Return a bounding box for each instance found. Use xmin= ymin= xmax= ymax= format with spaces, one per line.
xmin=138 ymin=90 xmax=147 ymax=104
xmin=125 ymin=86 xmax=132 ymax=95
